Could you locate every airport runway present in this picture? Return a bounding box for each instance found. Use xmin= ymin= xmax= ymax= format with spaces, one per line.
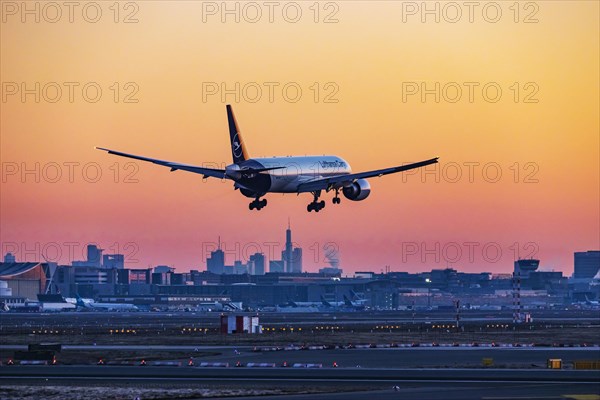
xmin=1 ymin=366 xmax=598 ymax=400
xmin=205 ymin=347 xmax=600 ymax=369
xmin=228 ymin=382 xmax=600 ymax=400
xmin=2 ymin=378 xmax=599 ymax=400
xmin=2 ymin=376 xmax=598 ymax=400
xmin=2 ymin=345 xmax=598 ymax=368
xmin=2 ymin=348 xmax=598 ymax=399
xmin=2 ymin=365 xmax=598 ymax=381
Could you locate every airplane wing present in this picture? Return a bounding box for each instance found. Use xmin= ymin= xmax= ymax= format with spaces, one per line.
xmin=96 ymin=147 xmax=227 ymax=179
xmin=297 ymin=157 xmax=439 ymax=193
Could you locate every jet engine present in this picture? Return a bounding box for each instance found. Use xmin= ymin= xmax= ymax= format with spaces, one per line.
xmin=238 ymin=188 xmax=255 ymax=198
xmin=342 ymin=179 xmax=371 ymax=201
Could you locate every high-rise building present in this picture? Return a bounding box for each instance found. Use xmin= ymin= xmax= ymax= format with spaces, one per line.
xmin=282 ymin=220 xmax=302 ymax=273
xmin=72 ymin=244 xmax=104 ymax=268
xmin=87 ymin=245 xmax=103 ymax=268
xmin=4 ymin=253 xmax=16 ymax=263
xmin=291 ymin=248 xmax=302 ymax=273
xmin=207 ymin=240 xmax=225 ymax=275
xmin=249 ymin=253 xmax=265 ymax=275
xmin=574 ymin=251 xmax=600 ymax=279
xmin=233 ymin=260 xmax=247 ymax=274
xmin=284 ymin=220 xmax=293 ymax=273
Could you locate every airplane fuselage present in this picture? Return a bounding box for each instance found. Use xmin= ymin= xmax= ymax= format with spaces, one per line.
xmin=230 ymin=156 xmax=351 ymax=195
xmin=76 ymin=298 xmax=138 ymax=311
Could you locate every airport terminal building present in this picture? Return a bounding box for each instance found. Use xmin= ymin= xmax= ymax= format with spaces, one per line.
xmin=0 ymin=261 xmax=49 ymax=300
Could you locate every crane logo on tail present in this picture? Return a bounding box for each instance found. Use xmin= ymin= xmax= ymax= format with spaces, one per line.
xmin=232 ymin=133 xmax=243 ymax=158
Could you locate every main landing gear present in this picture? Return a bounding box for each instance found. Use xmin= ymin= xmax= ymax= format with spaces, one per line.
xmin=249 ymin=197 xmax=267 ymax=211
xmin=332 ymin=189 xmax=341 ymax=204
xmin=307 ymin=191 xmax=325 ymax=212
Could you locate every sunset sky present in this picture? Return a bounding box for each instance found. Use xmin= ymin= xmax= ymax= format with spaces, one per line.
xmin=1 ymin=1 xmax=598 ymax=275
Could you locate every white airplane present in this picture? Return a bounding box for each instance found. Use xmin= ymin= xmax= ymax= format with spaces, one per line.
xmin=582 ymin=296 xmax=600 ymax=306
xmin=97 ymin=105 xmax=438 ymax=212
xmin=76 ymin=296 xmax=138 ymax=311
xmin=320 ymin=294 xmax=367 ymax=309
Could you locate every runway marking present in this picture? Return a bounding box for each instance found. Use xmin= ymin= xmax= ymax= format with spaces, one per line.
xmin=482 ymin=396 xmax=600 ymax=400
xmin=483 ymin=397 xmax=563 ymax=399
xmin=562 ymin=396 xmax=600 ymax=400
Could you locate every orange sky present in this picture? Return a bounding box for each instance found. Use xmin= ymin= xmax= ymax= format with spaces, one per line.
xmin=1 ymin=1 xmax=598 ymax=275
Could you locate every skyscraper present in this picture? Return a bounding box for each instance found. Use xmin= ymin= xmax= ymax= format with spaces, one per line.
xmin=233 ymin=260 xmax=247 ymax=274
xmin=284 ymin=219 xmax=293 ymax=273
xmin=574 ymin=251 xmax=600 ymax=279
xmin=249 ymin=253 xmax=265 ymax=275
xmin=282 ymin=220 xmax=302 ymax=273
xmin=87 ymin=244 xmax=103 ymax=268
xmin=291 ymin=248 xmax=302 ymax=273
xmin=207 ymin=239 xmax=225 ymax=275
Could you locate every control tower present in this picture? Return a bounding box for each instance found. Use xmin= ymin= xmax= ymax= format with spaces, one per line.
xmin=513 ymin=259 xmax=538 ymax=324
xmin=514 ymin=259 xmax=539 ymax=279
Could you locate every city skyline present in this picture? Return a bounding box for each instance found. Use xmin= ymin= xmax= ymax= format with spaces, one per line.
xmin=2 ymin=239 xmax=597 ymax=278
xmin=4 ymin=242 xmax=595 ymax=311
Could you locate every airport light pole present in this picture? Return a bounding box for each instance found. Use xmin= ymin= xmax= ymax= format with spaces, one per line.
xmin=425 ymin=278 xmax=431 ymax=308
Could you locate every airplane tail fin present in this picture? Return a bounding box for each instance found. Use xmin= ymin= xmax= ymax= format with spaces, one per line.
xmin=75 ymin=295 xmax=85 ymax=307
xmin=226 ymin=105 xmax=249 ymax=164
xmin=343 ymin=295 xmax=353 ymax=307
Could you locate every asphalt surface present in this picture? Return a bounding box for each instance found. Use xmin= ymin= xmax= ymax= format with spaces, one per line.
xmin=206 ymin=347 xmax=600 ymax=369
xmin=2 ymin=365 xmax=598 ymax=381
xmin=2 ymin=345 xmax=599 ymax=368
xmin=227 ymin=382 xmax=600 ymax=400
xmin=1 ymin=366 xmax=599 ymax=400
xmin=2 ymin=310 xmax=598 ymax=398
xmin=2 ymin=377 xmax=598 ymax=400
